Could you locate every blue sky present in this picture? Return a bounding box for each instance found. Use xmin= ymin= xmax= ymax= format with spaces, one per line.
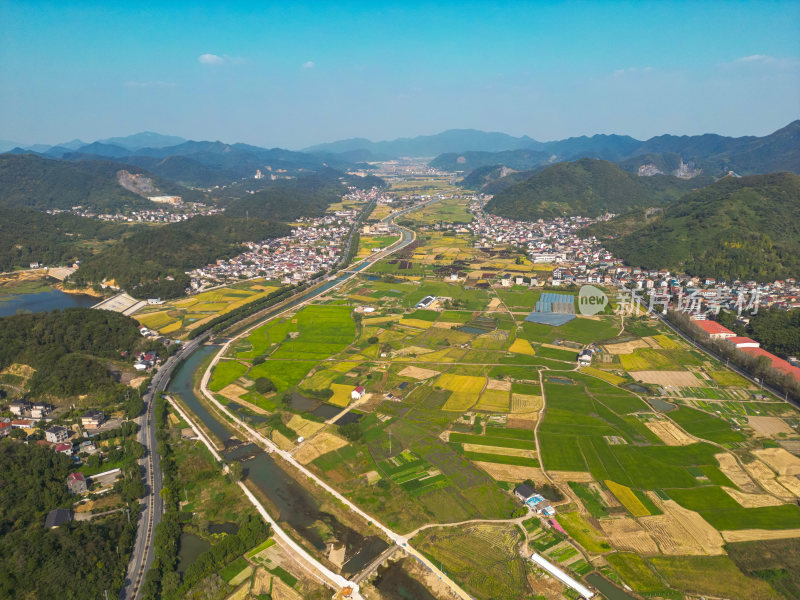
xmin=1 ymin=1 xmax=798 ymax=148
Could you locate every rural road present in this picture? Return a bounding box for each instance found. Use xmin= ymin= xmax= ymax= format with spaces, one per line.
xmin=120 ymin=333 xmax=209 ymax=600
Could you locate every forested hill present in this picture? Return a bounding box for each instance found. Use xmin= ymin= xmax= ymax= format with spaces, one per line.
xmin=0 ymin=154 xmax=204 ymax=211
xmin=0 ymin=207 xmax=126 ymax=271
xmin=484 ymin=158 xmax=705 ymax=219
xmin=225 ymin=169 xmax=384 ymax=221
xmin=72 ymin=215 xmax=290 ymax=298
xmin=588 ymin=173 xmax=800 ymax=282
xmin=0 ymin=308 xmax=156 ymax=399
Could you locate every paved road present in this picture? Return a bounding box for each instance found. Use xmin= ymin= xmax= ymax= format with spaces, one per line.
xmin=120 ymin=334 xmax=208 ymax=600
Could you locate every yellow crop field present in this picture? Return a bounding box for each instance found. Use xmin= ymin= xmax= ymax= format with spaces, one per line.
xmin=582 ymin=367 xmax=626 ymax=385
xmin=605 ymin=480 xmax=650 ymax=517
xmin=475 ymin=389 xmax=510 ymax=412
xmin=349 ymin=294 xmax=376 ymax=303
xmin=619 ymin=352 xmax=651 ymax=371
xmin=363 ymin=316 xmax=399 ymax=325
xmin=160 ymin=321 xmax=182 ymax=334
xmin=436 ymin=373 xmax=485 ymax=393
xmin=137 ymin=311 xmax=175 ymax=329
xmin=653 ymin=334 xmax=680 ymax=349
xmin=442 ymin=391 xmax=478 ymax=411
xmin=331 ymin=361 xmax=361 ymax=373
xmin=398 ymin=318 xmax=434 ymax=329
xmin=508 ymin=338 xmax=536 ymax=356
xmin=329 ymin=383 xmax=354 ymax=407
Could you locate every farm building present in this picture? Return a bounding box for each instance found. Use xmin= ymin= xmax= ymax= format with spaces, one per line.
xmin=351 ymin=386 xmax=366 ymax=400
xmin=530 ymin=553 xmax=594 ymax=598
xmin=524 ymin=293 xmax=576 ymax=326
xmin=578 ymin=349 xmax=593 ymax=364
xmin=415 ymin=295 xmax=436 ymax=309
xmin=726 ymin=336 xmax=760 ymax=349
xmin=45 ymin=508 xmax=73 ymax=529
xmin=690 ymin=319 xmax=735 ymax=339
xmin=514 ymin=483 xmax=536 ymax=502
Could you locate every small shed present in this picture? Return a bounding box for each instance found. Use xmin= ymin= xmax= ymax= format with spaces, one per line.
xmin=45 ymin=508 xmax=74 ymax=529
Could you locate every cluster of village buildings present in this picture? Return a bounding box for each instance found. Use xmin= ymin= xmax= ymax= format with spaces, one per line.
xmin=456 ymin=196 xmax=800 ymax=314
xmin=45 ymin=203 xmax=223 ymax=223
xmin=187 ymin=216 xmax=350 ymax=290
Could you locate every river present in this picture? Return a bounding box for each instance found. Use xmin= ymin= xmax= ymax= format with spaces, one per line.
xmin=0 ymin=287 xmax=98 ymax=317
xmin=166 ymin=346 xmax=390 ymax=578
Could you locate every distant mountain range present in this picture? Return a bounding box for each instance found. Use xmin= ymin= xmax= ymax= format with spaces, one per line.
xmin=434 ymin=121 xmax=800 ymax=178
xmin=306 ymin=122 xmax=800 ymax=173
xmin=3 ymin=133 xmax=357 ymax=188
xmin=587 ymin=173 xmax=800 ymax=282
xmin=303 ymin=129 xmax=543 ymax=157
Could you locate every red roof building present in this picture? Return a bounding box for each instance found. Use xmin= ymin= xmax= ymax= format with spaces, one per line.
xmin=727 ymin=336 xmax=760 ymax=349
xmin=739 ymin=347 xmax=800 ymax=382
xmin=691 ymin=319 xmax=735 ymax=338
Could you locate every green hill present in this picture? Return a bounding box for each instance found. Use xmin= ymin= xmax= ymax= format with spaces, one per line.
xmin=485 ymin=159 xmax=703 ymax=219
xmin=72 ymin=215 xmax=289 ymax=299
xmin=589 ymin=173 xmax=800 ymax=282
xmin=0 ymin=207 xmax=125 ymax=271
xmin=0 ymin=154 xmax=204 ymax=211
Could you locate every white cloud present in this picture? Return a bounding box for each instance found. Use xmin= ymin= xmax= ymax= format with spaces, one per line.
xmin=198 ymin=53 xmax=225 ymax=65
xmin=303 ymin=61 xmax=315 ymax=69
xmin=124 ymin=81 xmax=176 ymax=88
xmin=197 ymin=53 xmax=246 ymax=66
xmin=611 ymin=66 xmax=653 ymax=78
xmin=735 ymin=54 xmax=773 ymax=63
xmin=722 ymin=54 xmax=799 ymax=69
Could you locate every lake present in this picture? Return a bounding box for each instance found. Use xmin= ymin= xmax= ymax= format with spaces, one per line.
xmin=0 ymin=288 xmax=98 ymax=318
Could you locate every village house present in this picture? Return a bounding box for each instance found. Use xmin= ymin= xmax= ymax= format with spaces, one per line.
xmin=45 ymin=426 xmax=70 ymax=444
xmin=67 ymin=472 xmax=87 ymax=494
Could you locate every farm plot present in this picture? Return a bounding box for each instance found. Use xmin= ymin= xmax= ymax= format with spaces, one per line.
xmin=209 ymin=361 xmax=248 ymax=392
xmin=642 ymin=418 xmax=695 ymax=445
xmin=606 ymin=552 xmax=666 ymax=595
xmin=398 ymin=365 xmax=440 ymax=380
xmin=377 ymin=449 xmax=449 ymax=497
xmin=411 ymin=523 xmax=530 ymax=600
xmin=605 ymin=480 xmax=651 ymax=517
xmin=556 ymin=511 xmax=611 ymax=554
xmin=474 ymin=389 xmax=510 ymax=412
xmin=603 ymin=339 xmax=650 ymax=354
xmin=629 ymin=370 xmax=703 ymax=387
xmin=753 ymin=448 xmax=800 ymax=476
xmin=639 ymin=495 xmax=725 ymax=555
xmin=328 ymin=383 xmax=355 ymax=407
xmin=748 ymin=416 xmax=795 ymax=437
xmin=600 ymin=520 xmax=659 ymax=555
xmin=667 ymin=485 xmax=800 ymax=530
xmin=437 ymin=373 xmax=485 ymax=411
xmin=508 ymin=338 xmax=536 ymax=355
xmin=648 ymin=555 xmax=779 ymax=600
xmin=581 ymin=366 xmax=626 ymax=385
xmin=669 ymin=406 xmax=746 ymax=444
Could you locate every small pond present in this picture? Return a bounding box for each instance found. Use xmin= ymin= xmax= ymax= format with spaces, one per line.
xmin=585 ymin=573 xmax=639 ymax=600
xmin=648 ymin=397 xmax=677 ymax=412
xmin=176 ymin=533 xmax=211 ymax=574
xmin=372 ymin=559 xmax=439 ymax=600
xmin=547 ymin=376 xmax=576 ymax=385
